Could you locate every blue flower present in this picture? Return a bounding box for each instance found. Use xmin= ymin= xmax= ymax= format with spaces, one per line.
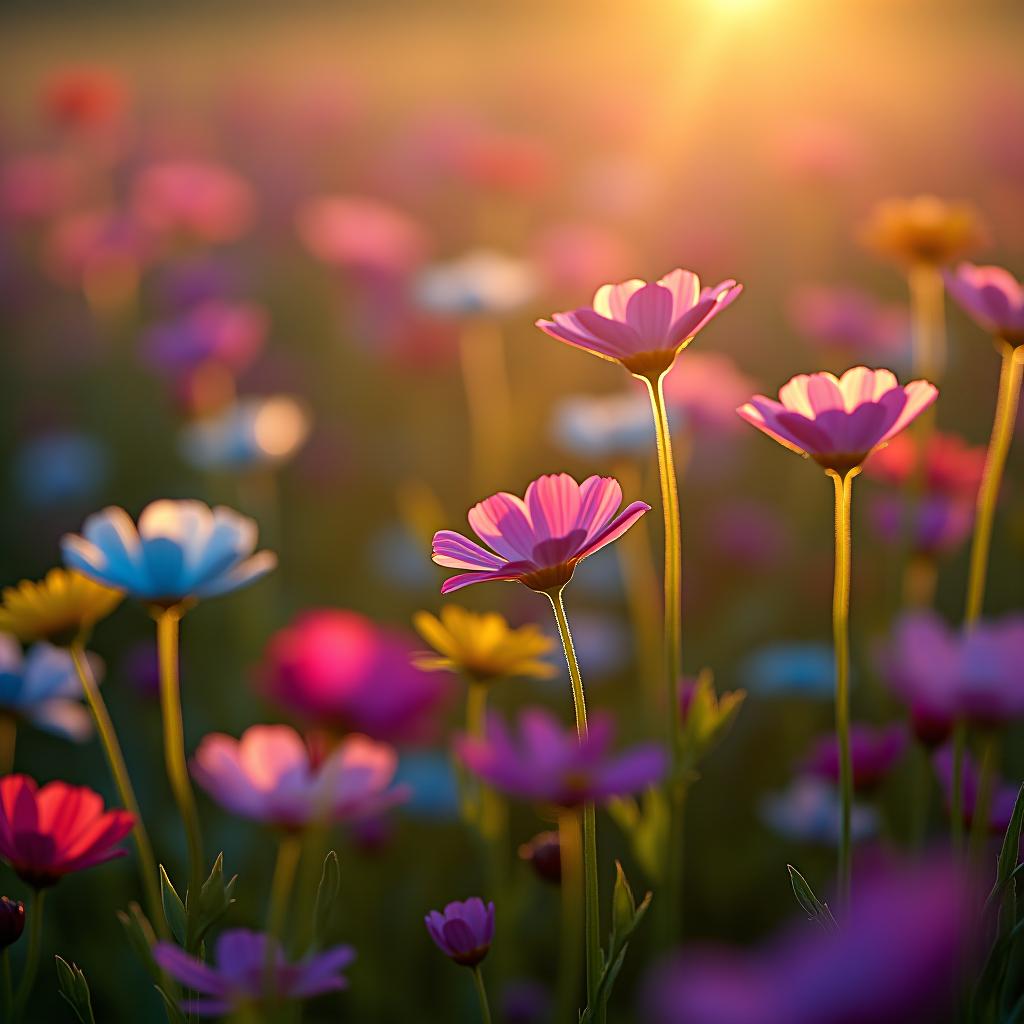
xmin=740 ymin=642 xmax=840 ymax=699
xmin=13 ymin=432 xmax=109 ymax=508
xmin=0 ymin=635 xmax=98 ymax=741
xmin=61 ymin=500 xmax=276 ymax=606
xmin=393 ymin=751 xmax=460 ymax=819
xmin=760 ymin=776 xmax=878 ymax=846
xmin=415 ymin=249 xmax=539 ymax=317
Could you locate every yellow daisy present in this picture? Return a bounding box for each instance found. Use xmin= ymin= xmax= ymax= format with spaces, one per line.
xmin=413 ymin=605 xmax=556 ymax=684
xmin=0 ymin=568 xmax=123 ymax=645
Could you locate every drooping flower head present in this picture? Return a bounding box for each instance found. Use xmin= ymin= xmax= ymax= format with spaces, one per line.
xmin=432 ymin=473 xmax=650 ymax=595
xmin=61 ymin=500 xmax=276 ymax=609
xmin=878 ymin=610 xmax=1024 ymax=741
xmin=0 ymin=569 xmax=122 ymax=645
xmin=191 ymin=724 xmax=406 ymax=830
xmin=859 ymin=195 xmax=987 ymax=268
xmin=412 ymin=606 xmax=556 ymax=683
xmin=537 ymin=269 xmax=742 ymax=378
xmin=803 ymin=723 xmax=907 ymax=792
xmin=945 ymin=263 xmax=1024 ymax=344
xmin=0 ymin=897 xmax=24 ymax=948
xmin=0 ymin=636 xmax=100 ymax=741
xmin=264 ymin=610 xmax=451 ymax=743
xmin=155 ymin=929 xmax=355 ymax=1017
xmin=455 ymin=708 xmax=668 ymax=807
xmin=737 ymin=367 xmax=937 ymax=475
xmin=0 ymin=775 xmax=133 ymax=887
xmin=425 ymin=898 xmax=495 ymax=967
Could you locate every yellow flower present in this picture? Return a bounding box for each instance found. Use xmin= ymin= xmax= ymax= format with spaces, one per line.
xmin=859 ymin=195 xmax=987 ymax=268
xmin=413 ymin=606 xmax=557 ymax=683
xmin=0 ymin=568 xmax=123 ymax=644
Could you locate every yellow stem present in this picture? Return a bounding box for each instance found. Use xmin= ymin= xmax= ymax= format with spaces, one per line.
xmin=908 ymin=262 xmax=947 ymax=385
xmin=70 ymin=643 xmax=165 ymax=938
xmin=965 ymin=342 xmax=1023 ymax=627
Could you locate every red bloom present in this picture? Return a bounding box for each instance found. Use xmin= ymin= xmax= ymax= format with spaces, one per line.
xmin=0 ymin=776 xmax=133 ymax=887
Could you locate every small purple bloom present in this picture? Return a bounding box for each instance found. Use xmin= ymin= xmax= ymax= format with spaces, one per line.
xmin=642 ymin=858 xmax=974 ymax=1024
xmin=154 ymin=929 xmax=355 ymax=1016
xmin=425 ymin=898 xmax=495 ymax=967
xmin=143 ymin=300 xmax=267 ymax=377
xmin=945 ymin=263 xmax=1024 ymax=344
xmin=933 ymin=744 xmax=1021 ymax=835
xmin=803 ymin=723 xmax=907 ymax=792
xmin=455 ymin=707 xmax=668 ymax=807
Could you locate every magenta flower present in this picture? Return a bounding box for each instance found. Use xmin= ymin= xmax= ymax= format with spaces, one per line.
xmin=737 ymin=366 xmax=938 ymax=474
xmin=455 ymin=708 xmax=668 ymax=807
xmin=879 ymin=611 xmax=1024 ymax=740
xmin=536 ymin=269 xmax=742 ymax=377
xmin=263 ymin=610 xmax=451 ymax=743
xmin=191 ymin=724 xmax=406 ymax=830
xmin=432 ymin=473 xmax=649 ymax=595
xmin=803 ymin=723 xmax=907 ymax=792
xmin=154 ymin=929 xmax=354 ymax=1017
xmin=425 ymin=897 xmax=495 ymax=967
xmin=945 ymin=263 xmax=1024 ymax=344
xmin=933 ymin=744 xmax=1020 ymax=834
xmin=143 ymin=300 xmax=268 ymax=377
xmin=865 ymin=431 xmax=985 ymax=497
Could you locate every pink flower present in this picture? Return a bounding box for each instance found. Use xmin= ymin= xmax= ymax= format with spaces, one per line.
xmin=155 ymin=929 xmax=355 ymax=1017
xmin=945 ymin=263 xmax=1024 ymax=344
xmin=432 ymin=473 xmax=649 ymax=595
xmin=296 ymin=195 xmax=428 ymax=275
xmin=536 ymin=269 xmax=742 ymax=377
xmin=455 ymin=707 xmax=668 ymax=807
xmin=662 ymin=352 xmax=759 ymax=435
xmin=865 ymin=431 xmax=985 ymax=498
xmin=133 ymin=160 xmax=254 ymax=244
xmin=736 ymin=366 xmax=937 ymax=474
xmin=143 ymin=300 xmax=268 ymax=377
xmin=45 ymin=208 xmax=152 ymax=291
xmin=788 ymin=285 xmax=909 ymax=354
xmin=263 ymin=610 xmax=451 ymax=743
xmin=41 ymin=67 xmax=128 ymax=131
xmin=191 ymin=724 xmax=406 ymax=830
xmin=0 ymin=775 xmax=133 ymax=887
xmin=803 ymin=723 xmax=908 ymax=792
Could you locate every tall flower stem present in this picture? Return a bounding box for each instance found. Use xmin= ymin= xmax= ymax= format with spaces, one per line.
xmin=13 ymin=890 xmax=45 ymax=1021
xmin=69 ymin=642 xmax=165 ymax=938
xmin=547 ymin=588 xmax=602 ymax=1024
xmin=155 ymin=607 xmax=205 ymax=909
xmin=556 ymin=810 xmax=584 ymax=1023
xmin=964 ymin=341 xmax=1023 ymax=627
xmin=968 ymin=733 xmax=999 ymax=868
xmin=827 ymin=467 xmax=858 ymax=908
xmin=459 ymin=318 xmax=512 ymax=494
xmin=908 ymin=262 xmax=947 ymax=388
xmin=641 ymin=371 xmax=685 ymax=937
xmin=471 ymin=966 xmax=493 ymax=1024
xmin=266 ymin=832 xmax=303 ymax=981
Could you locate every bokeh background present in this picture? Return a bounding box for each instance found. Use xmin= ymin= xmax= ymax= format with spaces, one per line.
xmin=0 ymin=0 xmax=1022 ymax=1020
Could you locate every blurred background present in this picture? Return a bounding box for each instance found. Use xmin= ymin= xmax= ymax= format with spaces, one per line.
xmin=0 ymin=0 xmax=1022 ymax=1020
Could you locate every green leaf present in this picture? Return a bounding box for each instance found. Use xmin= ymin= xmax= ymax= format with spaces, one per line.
xmin=116 ymin=902 xmax=161 ymax=982
xmin=787 ymin=865 xmax=838 ymax=932
xmin=54 ymin=956 xmax=96 ymax=1024
xmin=611 ymin=861 xmax=637 ymax=944
xmin=155 ymin=985 xmax=187 ymax=1024
xmin=991 ymin=783 xmax=1024 ymax=930
xmin=314 ymin=850 xmax=341 ymax=946
xmin=159 ymin=866 xmax=186 ymax=945
xmin=607 ymin=788 xmax=669 ymax=884
xmin=186 ymin=852 xmax=237 ymax=951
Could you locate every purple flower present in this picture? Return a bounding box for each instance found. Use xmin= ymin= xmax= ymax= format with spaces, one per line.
xmin=425 ymin=898 xmax=495 ymax=967
xmin=455 ymin=708 xmax=668 ymax=807
xmin=154 ymin=929 xmax=355 ymax=1016
xmin=945 ymin=263 xmax=1024 ymax=344
xmin=803 ymin=723 xmax=907 ymax=792
xmin=643 ymin=859 xmax=973 ymax=1024
xmin=933 ymin=744 xmax=1020 ymax=834
xmin=879 ymin=611 xmax=1024 ymax=740
xmin=143 ymin=300 xmax=267 ymax=377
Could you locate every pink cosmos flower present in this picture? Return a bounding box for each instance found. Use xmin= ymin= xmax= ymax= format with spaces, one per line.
xmin=431 ymin=473 xmax=650 ymax=595
xmin=264 ymin=610 xmax=451 ymax=743
xmin=803 ymin=723 xmax=908 ymax=792
xmin=455 ymin=708 xmax=668 ymax=807
xmin=425 ymin=898 xmax=495 ymax=967
xmin=155 ymin=929 xmax=355 ymax=1017
xmin=536 ymin=269 xmax=742 ymax=377
xmin=945 ymin=263 xmax=1024 ymax=344
xmin=191 ymin=724 xmax=406 ymax=830
xmin=0 ymin=775 xmax=133 ymax=887
xmin=736 ymin=367 xmax=938 ymax=474
xmin=132 ymin=160 xmax=254 ymax=244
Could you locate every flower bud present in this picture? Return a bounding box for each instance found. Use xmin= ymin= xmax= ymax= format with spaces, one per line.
xmin=0 ymin=897 xmax=25 ymax=948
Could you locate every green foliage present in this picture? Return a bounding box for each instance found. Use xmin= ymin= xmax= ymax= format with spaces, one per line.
xmin=787 ymin=864 xmax=838 ymax=933
xmin=55 ymin=956 xmax=96 ymax=1024
xmin=314 ymin=849 xmax=342 ymax=947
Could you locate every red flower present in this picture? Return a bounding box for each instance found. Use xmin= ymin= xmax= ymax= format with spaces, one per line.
xmin=0 ymin=776 xmax=133 ymax=887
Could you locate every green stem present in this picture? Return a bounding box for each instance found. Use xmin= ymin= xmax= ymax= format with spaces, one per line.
xmin=2 ymin=948 xmax=12 ymax=1021
xmin=556 ymin=810 xmax=584 ymax=1023
xmin=13 ymin=890 xmax=45 ymax=1020
xmin=968 ymin=733 xmax=999 ymax=869
xmin=950 ymin=721 xmax=966 ymax=856
xmin=828 ymin=468 xmax=856 ymax=909
xmin=547 ymin=589 xmax=602 ymax=1024
xmin=0 ymin=717 xmax=14 ymax=776
xmin=69 ymin=643 xmax=165 ymax=938
xmin=265 ymin=833 xmax=303 ymax=984
xmin=155 ymin=607 xmax=205 ymax=915
xmin=641 ymin=371 xmax=685 ymax=939
xmin=965 ymin=342 xmax=1023 ymax=627
xmin=471 ymin=966 xmax=493 ymax=1024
